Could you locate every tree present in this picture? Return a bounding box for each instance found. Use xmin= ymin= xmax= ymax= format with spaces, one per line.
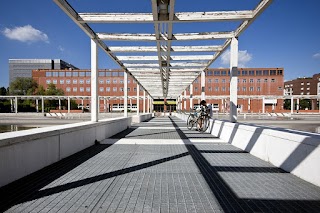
xmin=9 ymin=78 xmax=38 ymax=95
xmin=0 ymin=87 xmax=7 ymax=95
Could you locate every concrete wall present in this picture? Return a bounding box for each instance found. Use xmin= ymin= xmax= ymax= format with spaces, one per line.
xmin=0 ymin=117 xmax=131 ymax=187
xmin=176 ymin=113 xmax=320 ymax=187
xmin=131 ymin=113 xmax=153 ymax=123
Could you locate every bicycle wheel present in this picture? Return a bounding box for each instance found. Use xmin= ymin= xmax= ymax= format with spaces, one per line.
xmin=197 ymin=115 xmax=209 ymax=133
xmin=187 ymin=114 xmax=195 ymax=130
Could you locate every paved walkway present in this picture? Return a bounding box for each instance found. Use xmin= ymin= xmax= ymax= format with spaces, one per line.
xmin=1 ymin=116 xmax=320 ymax=212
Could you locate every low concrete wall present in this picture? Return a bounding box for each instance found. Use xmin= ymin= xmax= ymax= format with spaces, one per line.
xmin=0 ymin=117 xmax=131 ymax=188
xmin=131 ymin=113 xmax=153 ymax=123
xmin=176 ymin=113 xmax=320 ymax=187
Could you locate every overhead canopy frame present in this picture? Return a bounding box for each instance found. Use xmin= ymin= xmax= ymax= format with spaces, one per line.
xmin=53 ymin=0 xmax=272 ymax=99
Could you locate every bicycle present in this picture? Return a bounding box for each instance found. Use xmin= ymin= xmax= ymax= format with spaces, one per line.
xmin=196 ymin=111 xmax=210 ymax=133
xmin=187 ymin=111 xmax=198 ymax=130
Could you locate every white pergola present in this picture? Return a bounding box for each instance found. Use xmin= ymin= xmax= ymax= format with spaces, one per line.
xmin=53 ymin=0 xmax=273 ymax=122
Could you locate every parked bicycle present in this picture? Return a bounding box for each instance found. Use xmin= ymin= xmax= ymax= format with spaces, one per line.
xmin=187 ymin=108 xmax=210 ymax=133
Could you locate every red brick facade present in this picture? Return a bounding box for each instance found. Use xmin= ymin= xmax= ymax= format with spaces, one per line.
xmin=33 ymin=67 xmax=284 ymax=113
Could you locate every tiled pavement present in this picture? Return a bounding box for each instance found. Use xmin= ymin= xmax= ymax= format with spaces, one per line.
xmin=1 ymin=116 xmax=320 ymax=213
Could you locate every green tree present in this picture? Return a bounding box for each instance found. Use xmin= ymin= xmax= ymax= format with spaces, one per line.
xmin=45 ymin=83 xmax=64 ymax=96
xmin=9 ymin=78 xmax=38 ymax=95
xmin=0 ymin=87 xmax=7 ymax=95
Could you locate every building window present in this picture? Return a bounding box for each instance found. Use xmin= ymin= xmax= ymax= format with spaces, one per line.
xmin=243 ymin=87 xmax=246 ymax=91
xmin=307 ymin=92 xmax=310 ymax=95
xmin=301 ymin=82 xmax=304 ymax=85
xmin=270 ymin=70 xmax=277 ymax=75
xmin=99 ymin=72 xmax=105 ymax=77
xmin=79 ymin=79 xmax=84 ymax=84
xmin=249 ymin=70 xmax=255 ymax=75
xmin=307 ymin=87 xmax=310 ymax=90
xmin=277 ymin=70 xmax=283 ymax=75
xmin=128 ymin=79 xmax=131 ymax=83
xmin=99 ymin=80 xmax=104 ymax=84
xmin=263 ymin=70 xmax=269 ymax=75
xmin=243 ymin=79 xmax=247 ymax=83
xmin=113 ymin=87 xmax=117 ymax=92
xmin=46 ymin=72 xmax=52 ymax=77
xmin=257 ymin=87 xmax=261 ymax=91
xmin=194 ymin=87 xmax=198 ymax=91
xmin=79 ymin=72 xmax=85 ymax=77
xmin=52 ymin=72 xmax=59 ymax=77
xmin=214 ymin=79 xmax=219 ymax=83
xmin=73 ymin=87 xmax=77 ymax=92
xmin=46 ymin=80 xmax=51 ymax=84
xmin=208 ymin=79 xmax=212 ymax=83
xmin=301 ymin=87 xmax=304 ymax=90
xmin=207 ymin=71 xmax=213 ymax=76
xmin=278 ymin=87 xmax=283 ymax=91
xmin=256 ymin=70 xmax=262 ymax=76
xmin=66 ymin=79 xmax=71 ymax=84
xmin=73 ymin=72 xmax=78 ymax=77
xmin=112 ymin=72 xmax=118 ymax=77
xmin=215 ymin=87 xmax=219 ymax=91
xmin=113 ymin=79 xmax=117 ymax=84
xmin=208 ymin=87 xmax=212 ymax=91
xmin=66 ymin=87 xmax=71 ymax=92
xmin=106 ymin=80 xmax=110 ymax=84
xmin=99 ymin=87 xmax=104 ymax=92
xmin=59 ymin=72 xmax=65 ymax=77
xmin=86 ymin=79 xmax=90 ymax=84
xmin=221 ymin=71 xmax=227 ymax=76
xmin=307 ymin=82 xmax=310 ymax=85
xmin=264 ymin=79 xmax=268 ymax=83
xmin=128 ymin=88 xmax=131 ymax=92
xmin=120 ymin=87 xmax=123 ymax=92
xmin=249 ymin=79 xmax=254 ymax=83
xmin=120 ymin=80 xmax=124 ymax=84
xmin=222 ymin=79 xmax=226 ymax=83
xmin=119 ymin=72 xmax=124 ymax=76
xmin=86 ymin=87 xmax=90 ymax=92
xmin=73 ymin=79 xmax=77 ymax=84
xmin=60 ymin=80 xmax=64 ymax=84
xmin=242 ymin=71 xmax=248 ymax=76
xmin=194 ymin=79 xmax=198 ymax=83
xmin=222 ymin=87 xmax=226 ymax=91
xmin=66 ymin=72 xmax=72 ymax=77
xmin=271 ymin=79 xmax=275 ymax=82
xmin=52 ymin=80 xmax=57 ymax=84
xmin=86 ymin=72 xmax=91 ymax=77
xmin=134 ymin=87 xmax=137 ymax=92
xmin=214 ymin=71 xmax=220 ymax=76
xmin=301 ymin=92 xmax=304 ymax=95
xmin=237 ymin=79 xmax=240 ymax=83
xmin=249 ymin=87 xmax=254 ymax=91
xmin=80 ymin=87 xmax=84 ymax=92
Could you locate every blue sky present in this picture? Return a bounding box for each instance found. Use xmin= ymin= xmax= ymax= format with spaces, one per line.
xmin=1 ymin=0 xmax=320 ymax=87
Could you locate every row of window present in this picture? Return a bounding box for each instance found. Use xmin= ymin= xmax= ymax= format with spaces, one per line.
xmin=188 ymin=86 xmax=283 ymax=92
xmin=205 ymin=78 xmax=277 ymax=83
xmin=46 ymin=79 xmax=135 ymax=85
xmin=206 ymin=70 xmax=283 ymax=76
xmin=64 ymin=87 xmax=138 ymax=92
xmin=46 ymin=71 xmax=124 ymax=77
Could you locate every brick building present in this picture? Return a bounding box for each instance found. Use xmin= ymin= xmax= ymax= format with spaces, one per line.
xmin=32 ymin=67 xmax=284 ymax=113
xmin=284 ymin=73 xmax=320 ymax=110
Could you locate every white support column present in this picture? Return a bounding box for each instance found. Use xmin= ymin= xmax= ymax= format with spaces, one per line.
xmin=291 ymin=96 xmax=294 ymax=114
xmin=229 ymin=37 xmax=238 ymax=122
xmin=137 ymin=84 xmax=140 ymax=115
xmin=190 ymin=84 xmax=193 ymax=111
xmin=81 ymin=99 xmax=84 ymax=111
xmin=91 ymin=39 xmax=99 ymax=122
xmin=10 ymin=99 xmax=13 ymax=112
xmin=68 ymin=97 xmax=70 ymax=113
xmin=124 ymin=72 xmax=128 ymax=117
xmin=58 ymin=99 xmax=61 ymax=110
xmin=15 ymin=97 xmax=18 ymax=113
xmin=296 ymin=98 xmax=300 ymax=112
xmin=143 ymin=90 xmax=146 ymax=113
xmin=248 ymin=98 xmax=251 ymax=112
xmin=262 ymin=97 xmax=265 ymax=113
xmin=147 ymin=95 xmax=150 ymax=113
xmin=41 ymin=97 xmax=44 ymax=113
xmin=184 ymin=90 xmax=187 ymax=111
xmin=201 ymin=71 xmax=205 ymax=101
xmin=36 ymin=99 xmax=39 ymax=113
xmin=104 ymin=98 xmax=106 ymax=113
